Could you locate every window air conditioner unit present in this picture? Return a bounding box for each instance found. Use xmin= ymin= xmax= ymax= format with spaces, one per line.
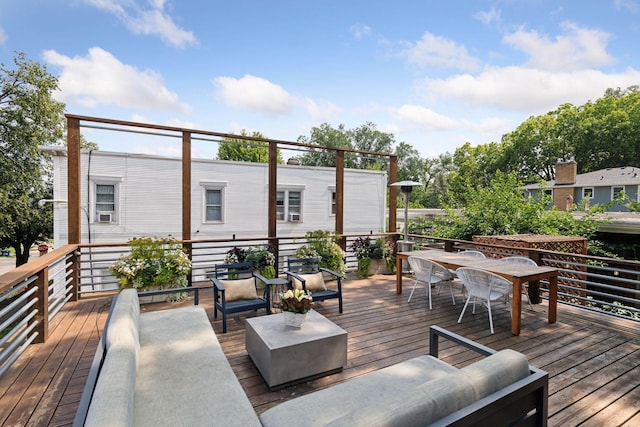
xmin=289 ymin=213 xmax=301 ymax=222
xmin=97 ymin=212 xmax=113 ymax=223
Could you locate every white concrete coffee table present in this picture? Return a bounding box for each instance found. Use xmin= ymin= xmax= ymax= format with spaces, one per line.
xmin=245 ymin=310 xmax=347 ymax=389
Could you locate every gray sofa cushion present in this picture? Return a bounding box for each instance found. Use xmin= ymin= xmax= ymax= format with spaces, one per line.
xmin=325 ymin=349 xmax=530 ymax=427
xmin=134 ymin=305 xmax=261 ymax=427
xmin=259 ymin=355 xmax=456 ymax=427
xmin=105 ymin=289 xmax=140 ymax=362
xmin=458 ymin=349 xmax=530 ymax=398
xmin=84 ymin=345 xmax=137 ymax=427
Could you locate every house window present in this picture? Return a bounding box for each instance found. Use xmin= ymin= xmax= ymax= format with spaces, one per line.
xmin=612 ymin=186 xmax=624 ymax=200
xmin=277 ymin=186 xmax=304 ymax=222
xmin=96 ymin=184 xmax=115 ymax=213
xmin=206 ymin=189 xmax=222 ymax=222
xmin=331 ymin=191 xmax=337 ymax=216
xmin=582 ymin=187 xmax=593 ymax=199
xmin=201 ymin=181 xmax=226 ymax=223
xmin=91 ymin=176 xmax=122 ymax=223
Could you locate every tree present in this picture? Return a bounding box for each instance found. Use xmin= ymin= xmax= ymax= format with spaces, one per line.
xmin=425 ymin=171 xmax=605 ymax=253
xmin=217 ymin=130 xmax=283 ymax=163
xmin=0 ymin=52 xmax=65 ymax=266
xmin=298 ymin=123 xmax=355 ymax=167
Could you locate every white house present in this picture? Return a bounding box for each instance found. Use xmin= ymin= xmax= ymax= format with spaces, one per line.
xmin=47 ymin=148 xmax=388 ymax=245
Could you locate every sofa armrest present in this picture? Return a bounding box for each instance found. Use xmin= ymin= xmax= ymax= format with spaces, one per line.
xmin=138 ymin=285 xmax=212 ymax=306
xmin=429 ymin=325 xmax=496 ymax=358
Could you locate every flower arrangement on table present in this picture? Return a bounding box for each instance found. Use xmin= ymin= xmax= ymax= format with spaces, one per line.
xmin=279 ymin=289 xmax=313 ymax=314
xmin=109 ymin=237 xmax=191 ymax=300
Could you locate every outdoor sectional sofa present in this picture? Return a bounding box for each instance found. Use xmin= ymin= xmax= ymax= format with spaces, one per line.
xmin=74 ymin=289 xmax=548 ymax=427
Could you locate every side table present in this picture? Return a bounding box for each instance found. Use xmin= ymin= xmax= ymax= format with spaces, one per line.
xmin=265 ymin=277 xmax=290 ymax=311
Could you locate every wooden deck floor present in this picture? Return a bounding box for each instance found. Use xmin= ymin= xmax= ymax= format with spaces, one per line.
xmin=1 ymin=274 xmax=639 ymax=426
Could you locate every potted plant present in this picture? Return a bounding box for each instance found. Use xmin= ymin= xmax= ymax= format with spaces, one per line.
xmin=279 ymin=289 xmax=313 ymax=328
xmin=295 ymin=230 xmax=346 ymax=276
xmin=109 ymin=237 xmax=191 ymax=302
xmin=350 ymin=236 xmax=395 ymax=278
xmin=224 ymin=245 xmax=277 ymax=279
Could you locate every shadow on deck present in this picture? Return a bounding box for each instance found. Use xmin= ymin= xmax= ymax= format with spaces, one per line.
xmin=1 ymin=274 xmax=639 ymax=426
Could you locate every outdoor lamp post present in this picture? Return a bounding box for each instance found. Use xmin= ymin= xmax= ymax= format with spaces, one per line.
xmin=390 ymin=181 xmax=422 ymax=257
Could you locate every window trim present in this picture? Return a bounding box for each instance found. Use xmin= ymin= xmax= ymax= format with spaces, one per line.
xmin=582 ymin=187 xmax=594 ymax=200
xmin=90 ymin=175 xmax=122 ymax=224
xmin=611 ymin=185 xmax=625 ymax=200
xmin=277 ymin=184 xmax=305 ymax=222
xmin=200 ymin=181 xmax=227 ymax=224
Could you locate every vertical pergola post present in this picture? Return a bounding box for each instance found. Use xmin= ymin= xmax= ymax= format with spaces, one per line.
xmin=182 ymin=131 xmax=192 ymax=242
xmin=268 ymin=141 xmax=278 ymax=239
xmin=335 ymin=150 xmax=345 ymax=250
xmin=182 ymin=131 xmax=192 ymax=284
xmin=67 ymin=117 xmax=81 ymax=244
xmin=388 ymin=155 xmax=398 ymax=233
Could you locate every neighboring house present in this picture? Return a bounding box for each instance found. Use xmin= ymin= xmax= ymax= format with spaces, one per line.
xmin=46 ymin=148 xmax=388 ymax=245
xmin=524 ymin=160 xmax=640 ymax=212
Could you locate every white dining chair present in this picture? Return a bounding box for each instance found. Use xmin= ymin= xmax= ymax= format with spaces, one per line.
xmin=500 ymin=256 xmax=537 ymax=308
xmin=456 ymin=267 xmax=513 ymax=334
xmin=407 ymin=256 xmax=456 ymax=309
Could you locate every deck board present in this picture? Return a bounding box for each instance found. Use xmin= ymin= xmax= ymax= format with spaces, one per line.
xmin=0 ymin=274 xmax=638 ymax=426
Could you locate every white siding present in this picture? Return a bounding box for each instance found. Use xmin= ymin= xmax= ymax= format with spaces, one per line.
xmin=52 ymin=150 xmax=387 ymax=244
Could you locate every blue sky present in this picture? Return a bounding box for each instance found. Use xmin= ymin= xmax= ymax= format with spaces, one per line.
xmin=1 ymin=0 xmax=640 ymax=159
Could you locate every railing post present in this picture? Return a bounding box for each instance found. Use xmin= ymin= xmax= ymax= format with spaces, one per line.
xmin=34 ymin=267 xmax=50 ymax=343
xmin=444 ymin=240 xmax=455 ymax=252
xmin=70 ymin=249 xmax=80 ymax=301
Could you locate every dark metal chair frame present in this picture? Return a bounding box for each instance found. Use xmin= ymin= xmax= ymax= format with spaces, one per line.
xmin=285 ymin=257 xmax=343 ymax=313
xmin=211 ymin=261 xmax=271 ymax=333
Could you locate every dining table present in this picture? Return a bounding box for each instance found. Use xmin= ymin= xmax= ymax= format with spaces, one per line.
xmin=396 ymin=250 xmax=559 ymax=335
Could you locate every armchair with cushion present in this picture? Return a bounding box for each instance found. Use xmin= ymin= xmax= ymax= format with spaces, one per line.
xmin=211 ymin=261 xmax=271 ymax=333
xmin=285 ymin=257 xmax=343 ymax=313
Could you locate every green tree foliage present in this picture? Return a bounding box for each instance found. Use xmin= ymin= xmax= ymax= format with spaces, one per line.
xmin=298 ymin=122 xmax=393 ymax=170
xmin=424 ymin=171 xmax=606 ymax=253
xmin=217 ymin=130 xmax=283 ymax=163
xmin=0 ymin=52 xmax=65 ymax=266
xmin=298 ymin=123 xmax=355 ymax=167
xmin=499 ymin=86 xmax=640 ymax=184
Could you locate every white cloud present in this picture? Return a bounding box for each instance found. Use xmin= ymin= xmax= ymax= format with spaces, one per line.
xmin=474 ymin=7 xmax=501 ymax=26
xmin=400 ymin=32 xmax=481 ymax=71
xmin=43 ymin=47 xmax=190 ymax=113
xmin=84 ymin=0 xmax=196 ymax=48
xmin=214 ymin=75 xmax=298 ymax=117
xmin=418 ymin=66 xmax=640 ymax=113
xmin=504 ymin=22 xmax=614 ymax=71
xmin=391 ymin=104 xmax=461 ymax=131
xmin=0 ymin=26 xmax=7 ymax=45
xmin=213 ymin=74 xmax=340 ymax=121
xmin=350 ymin=23 xmax=372 ymax=40
xmin=303 ymin=98 xmax=342 ymax=122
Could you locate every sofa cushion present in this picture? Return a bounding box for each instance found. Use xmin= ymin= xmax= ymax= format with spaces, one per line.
xmin=259 ymin=355 xmax=456 ymax=427
xmin=292 ymin=272 xmax=327 ymax=291
xmin=326 ymin=370 xmax=477 ymax=427
xmin=134 ymin=306 xmax=261 ymax=427
xmin=458 ymin=349 xmax=530 ymax=399
xmin=84 ymin=345 xmax=137 ymax=427
xmin=220 ymin=277 xmax=258 ymax=302
xmin=325 ymin=349 xmax=531 ymax=427
xmin=106 ymin=289 xmax=140 ymax=361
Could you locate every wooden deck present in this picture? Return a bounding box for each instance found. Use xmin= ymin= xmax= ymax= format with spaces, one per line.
xmin=1 ymin=274 xmax=639 ymax=426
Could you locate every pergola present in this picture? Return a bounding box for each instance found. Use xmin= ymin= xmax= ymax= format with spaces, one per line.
xmin=65 ymin=114 xmax=399 ymax=247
